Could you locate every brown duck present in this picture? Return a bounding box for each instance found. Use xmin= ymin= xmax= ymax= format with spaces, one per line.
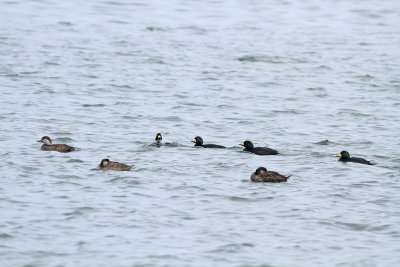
xmin=250 ymin=167 xmax=290 ymax=183
xmin=37 ymin=136 xmax=75 ymax=153
xmin=98 ymin=159 xmax=132 ymax=171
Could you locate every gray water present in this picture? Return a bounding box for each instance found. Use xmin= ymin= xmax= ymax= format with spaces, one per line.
xmin=1 ymin=0 xmax=400 ymax=266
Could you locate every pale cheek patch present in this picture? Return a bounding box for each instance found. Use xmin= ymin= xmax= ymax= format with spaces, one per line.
xmin=43 ymin=138 xmax=52 ymax=145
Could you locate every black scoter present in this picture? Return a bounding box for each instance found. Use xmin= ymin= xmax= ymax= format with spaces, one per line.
xmin=37 ymin=136 xmax=75 ymax=153
xmin=251 ymin=167 xmax=290 ymax=183
xmin=98 ymin=159 xmax=132 ymax=171
xmin=154 ymin=133 xmax=164 ymax=146
xmin=191 ymin=136 xmax=225 ymax=148
xmin=337 ymin=151 xmax=374 ymax=165
xmin=240 ymin=140 xmax=278 ymax=155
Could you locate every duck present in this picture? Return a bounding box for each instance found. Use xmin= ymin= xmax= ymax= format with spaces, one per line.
xmin=251 ymin=167 xmax=290 ymax=183
xmin=37 ymin=136 xmax=75 ymax=153
xmin=98 ymin=159 xmax=132 ymax=171
xmin=191 ymin=136 xmax=225 ymax=148
xmin=239 ymin=140 xmax=278 ymax=155
xmin=337 ymin=151 xmax=374 ymax=165
xmin=154 ymin=133 xmax=164 ymax=146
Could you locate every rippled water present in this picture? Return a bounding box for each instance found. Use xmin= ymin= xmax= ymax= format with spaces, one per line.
xmin=1 ymin=0 xmax=400 ymax=266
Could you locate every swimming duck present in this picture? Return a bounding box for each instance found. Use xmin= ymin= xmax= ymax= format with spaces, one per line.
xmin=37 ymin=136 xmax=75 ymax=153
xmin=191 ymin=136 xmax=225 ymax=148
xmin=337 ymin=151 xmax=374 ymax=165
xmin=98 ymin=159 xmax=132 ymax=171
xmin=154 ymin=133 xmax=164 ymax=146
xmin=251 ymin=167 xmax=290 ymax=183
xmin=240 ymin=140 xmax=278 ymax=155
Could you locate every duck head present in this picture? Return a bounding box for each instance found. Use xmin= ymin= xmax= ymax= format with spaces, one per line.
xmin=240 ymin=140 xmax=254 ymax=149
xmin=37 ymin=136 xmax=52 ymax=145
xmin=100 ymin=158 xmax=110 ymax=167
xmin=255 ymin=167 xmax=267 ymax=175
xmin=337 ymin=151 xmax=350 ymax=160
xmin=191 ymin=136 xmax=203 ymax=146
xmin=155 ymin=133 xmax=162 ymax=141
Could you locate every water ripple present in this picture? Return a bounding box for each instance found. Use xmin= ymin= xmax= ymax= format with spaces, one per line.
xmin=1 ymin=0 xmax=400 ymax=266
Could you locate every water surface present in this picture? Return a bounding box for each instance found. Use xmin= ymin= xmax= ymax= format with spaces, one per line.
xmin=1 ymin=0 xmax=400 ymax=266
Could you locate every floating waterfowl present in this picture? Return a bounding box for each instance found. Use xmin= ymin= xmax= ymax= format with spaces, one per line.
xmin=154 ymin=133 xmax=164 ymax=146
xmin=191 ymin=136 xmax=225 ymax=148
xmin=37 ymin=136 xmax=75 ymax=153
xmin=251 ymin=167 xmax=290 ymax=183
xmin=98 ymin=159 xmax=132 ymax=171
xmin=337 ymin=151 xmax=374 ymax=165
xmin=240 ymin=140 xmax=278 ymax=155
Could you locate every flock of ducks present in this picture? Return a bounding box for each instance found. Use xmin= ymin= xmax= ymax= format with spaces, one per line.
xmin=37 ymin=133 xmax=375 ymax=183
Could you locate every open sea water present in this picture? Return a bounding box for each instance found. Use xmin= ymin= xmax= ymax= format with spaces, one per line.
xmin=1 ymin=0 xmax=400 ymax=266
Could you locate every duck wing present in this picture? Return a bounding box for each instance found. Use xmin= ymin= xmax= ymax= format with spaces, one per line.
xmin=349 ymin=157 xmax=374 ymax=165
xmin=108 ymin=161 xmax=132 ymax=171
xmin=251 ymin=172 xmax=290 ymax=183
xmin=41 ymin=144 xmax=74 ymax=152
xmin=252 ymin=147 xmax=278 ymax=155
xmin=265 ymin=171 xmax=290 ymax=182
xmin=202 ymin=144 xmax=226 ymax=148
xmin=54 ymin=144 xmax=75 ymax=152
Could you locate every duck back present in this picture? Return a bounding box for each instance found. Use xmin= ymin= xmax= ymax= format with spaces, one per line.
xmin=251 ymin=171 xmax=289 ymax=183
xmin=247 ymin=147 xmax=278 ymax=155
xmin=41 ymin=144 xmax=75 ymax=153
xmin=349 ymin=157 xmax=374 ymax=165
xmin=202 ymin=144 xmax=226 ymax=148
xmin=100 ymin=162 xmax=132 ymax=171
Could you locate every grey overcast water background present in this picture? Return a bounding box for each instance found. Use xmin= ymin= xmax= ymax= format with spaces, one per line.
xmin=1 ymin=0 xmax=400 ymax=266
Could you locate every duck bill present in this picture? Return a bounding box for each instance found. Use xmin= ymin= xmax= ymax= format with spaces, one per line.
xmin=239 ymin=142 xmax=244 ymax=146
xmin=191 ymin=139 xmax=196 ymax=143
xmin=337 ymin=153 xmax=342 ymax=157
xmin=37 ymin=140 xmax=43 ymax=143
